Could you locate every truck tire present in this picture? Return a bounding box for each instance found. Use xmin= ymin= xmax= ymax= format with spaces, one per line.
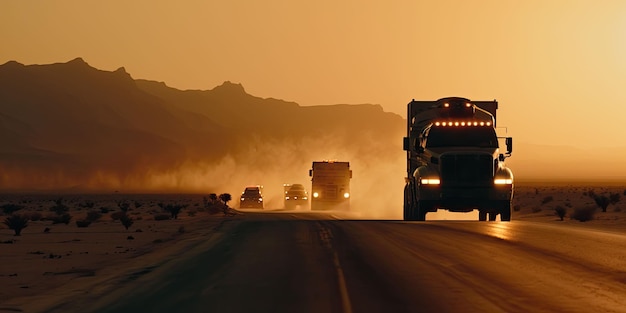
xmin=478 ymin=211 xmax=487 ymax=221
xmin=415 ymin=201 xmax=427 ymax=221
xmin=488 ymin=212 xmax=497 ymax=221
xmin=500 ymin=202 xmax=511 ymax=222
xmin=403 ymin=185 xmax=415 ymax=220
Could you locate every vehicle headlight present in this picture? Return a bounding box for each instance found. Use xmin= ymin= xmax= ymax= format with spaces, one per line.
xmin=313 ymin=192 xmax=319 ymax=198
xmin=494 ymin=178 xmax=513 ymax=185
xmin=285 ymin=196 xmax=290 ymax=200
xmin=343 ymin=192 xmax=350 ymax=198
xmin=421 ymin=178 xmax=441 ymax=185
xmin=240 ymin=198 xmax=245 ymax=201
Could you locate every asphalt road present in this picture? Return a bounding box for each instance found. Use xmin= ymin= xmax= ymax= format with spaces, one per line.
xmin=61 ymin=212 xmax=626 ymax=313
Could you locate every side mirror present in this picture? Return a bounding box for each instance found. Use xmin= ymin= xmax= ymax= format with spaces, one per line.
xmin=403 ymin=137 xmax=410 ymax=151
xmin=505 ymin=137 xmax=513 ymax=154
xmin=309 ymin=169 xmax=312 ymax=177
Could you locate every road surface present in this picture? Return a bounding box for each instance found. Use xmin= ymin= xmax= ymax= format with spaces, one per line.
xmin=50 ymin=211 xmax=626 ymax=313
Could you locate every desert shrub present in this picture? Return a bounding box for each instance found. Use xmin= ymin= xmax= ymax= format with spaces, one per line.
xmin=110 ymin=211 xmax=126 ymax=221
xmin=187 ymin=210 xmax=197 ymax=217
xmin=178 ymin=226 xmax=185 ymax=234
xmin=134 ymin=201 xmax=143 ymax=209
xmin=76 ymin=220 xmax=91 ymax=228
xmin=86 ymin=210 xmax=102 ymax=222
xmin=541 ymin=196 xmax=554 ymax=205
xmin=100 ymin=207 xmax=110 ymax=213
xmin=49 ymin=198 xmax=69 ymax=215
xmin=116 ymin=200 xmax=131 ymax=213
xmin=162 ymin=203 xmax=186 ymax=219
xmin=623 ymin=189 xmax=626 ymax=196
xmin=3 ymin=214 xmax=29 ymax=236
xmin=50 ymin=213 xmax=72 ymax=225
xmin=554 ymin=206 xmax=567 ymax=221
xmin=593 ymin=195 xmax=611 ymax=212
xmin=571 ymin=206 xmax=596 ymax=222
xmin=218 ymin=193 xmax=232 ymax=206
xmin=1 ymin=204 xmax=24 ymax=215
xmin=154 ymin=214 xmax=171 ymax=221
xmin=513 ymin=205 xmax=521 ymax=212
xmin=531 ymin=206 xmax=542 ymax=213
xmin=120 ymin=214 xmax=134 ymax=230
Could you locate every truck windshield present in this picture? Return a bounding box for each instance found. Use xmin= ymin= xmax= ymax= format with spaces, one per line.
xmin=426 ymin=127 xmax=498 ymax=148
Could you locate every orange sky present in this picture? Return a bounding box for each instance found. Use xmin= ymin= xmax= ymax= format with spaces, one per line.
xmin=2 ymin=0 xmax=626 ymax=149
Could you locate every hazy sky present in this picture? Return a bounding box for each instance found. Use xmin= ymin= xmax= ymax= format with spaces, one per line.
xmin=2 ymin=0 xmax=626 ymax=148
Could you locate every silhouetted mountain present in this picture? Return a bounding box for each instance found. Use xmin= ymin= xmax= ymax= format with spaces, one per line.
xmin=0 ymin=59 xmax=405 ymax=192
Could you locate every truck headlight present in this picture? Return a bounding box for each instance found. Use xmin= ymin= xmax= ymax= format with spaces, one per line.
xmin=494 ymin=178 xmax=513 ymax=185
xmin=343 ymin=192 xmax=350 ymax=198
xmin=313 ymin=192 xmax=319 ymax=198
xmin=421 ymin=178 xmax=441 ymax=185
xmin=240 ymin=198 xmax=245 ymax=201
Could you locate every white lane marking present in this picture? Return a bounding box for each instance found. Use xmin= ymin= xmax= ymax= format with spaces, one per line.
xmin=318 ymin=224 xmax=353 ymax=313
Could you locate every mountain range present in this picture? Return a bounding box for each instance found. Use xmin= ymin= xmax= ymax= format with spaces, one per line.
xmin=0 ymin=58 xmax=404 ymax=194
xmin=0 ymin=58 xmax=624 ymax=194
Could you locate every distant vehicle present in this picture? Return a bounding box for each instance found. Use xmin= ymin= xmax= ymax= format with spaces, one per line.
xmin=309 ymin=161 xmax=352 ymax=210
xmin=283 ymin=183 xmax=309 ymax=209
xmin=403 ymin=97 xmax=514 ymax=221
xmin=239 ymin=186 xmax=264 ymax=209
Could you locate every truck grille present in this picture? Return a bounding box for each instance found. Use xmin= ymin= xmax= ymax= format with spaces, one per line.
xmin=323 ymin=186 xmax=338 ymax=199
xmin=440 ymin=154 xmax=493 ymax=185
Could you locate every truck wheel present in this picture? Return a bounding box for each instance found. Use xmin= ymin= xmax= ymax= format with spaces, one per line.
xmin=478 ymin=211 xmax=487 ymax=221
xmin=403 ymin=185 xmax=415 ymax=221
xmin=488 ymin=212 xmax=497 ymax=221
xmin=500 ymin=203 xmax=511 ymax=222
xmin=415 ymin=201 xmax=428 ymax=221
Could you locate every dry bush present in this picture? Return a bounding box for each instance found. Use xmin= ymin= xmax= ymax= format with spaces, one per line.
xmin=120 ymin=214 xmax=134 ymax=230
xmin=49 ymin=198 xmax=69 ymax=215
xmin=531 ymin=206 xmax=542 ymax=213
xmin=1 ymin=204 xmax=24 ymax=215
xmin=3 ymin=214 xmax=29 ymax=236
xmin=554 ymin=206 xmax=567 ymax=221
xmin=593 ymin=195 xmax=610 ymax=212
xmin=160 ymin=203 xmax=186 ymax=219
xmin=116 ymin=200 xmax=131 ymax=213
xmin=571 ymin=206 xmax=596 ymax=222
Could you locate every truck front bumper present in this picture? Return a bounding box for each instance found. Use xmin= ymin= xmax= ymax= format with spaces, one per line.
xmin=418 ymin=185 xmax=513 ymax=212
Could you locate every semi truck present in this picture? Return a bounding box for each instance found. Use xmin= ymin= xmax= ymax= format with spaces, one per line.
xmin=402 ymin=97 xmax=514 ymax=221
xmin=309 ymin=161 xmax=352 ymax=210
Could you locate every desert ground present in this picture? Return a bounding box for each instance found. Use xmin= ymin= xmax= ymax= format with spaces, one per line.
xmin=0 ymin=183 xmax=625 ymax=311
